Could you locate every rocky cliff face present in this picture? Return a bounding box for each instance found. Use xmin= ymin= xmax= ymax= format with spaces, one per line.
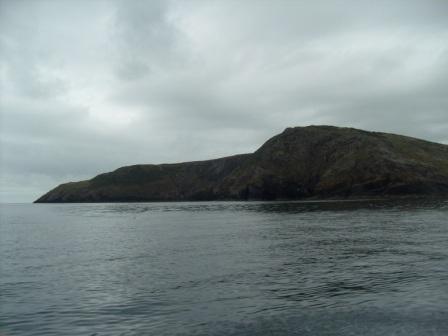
xmin=35 ymin=126 xmax=448 ymax=202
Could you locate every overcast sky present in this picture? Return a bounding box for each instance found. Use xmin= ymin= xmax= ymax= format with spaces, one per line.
xmin=1 ymin=0 xmax=447 ymax=202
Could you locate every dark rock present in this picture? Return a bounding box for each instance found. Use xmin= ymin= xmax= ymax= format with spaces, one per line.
xmin=35 ymin=126 xmax=448 ymax=202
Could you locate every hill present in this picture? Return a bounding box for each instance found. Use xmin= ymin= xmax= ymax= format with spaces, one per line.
xmin=35 ymin=126 xmax=448 ymax=202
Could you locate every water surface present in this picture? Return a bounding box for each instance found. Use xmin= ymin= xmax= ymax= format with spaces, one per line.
xmin=1 ymin=199 xmax=448 ymax=335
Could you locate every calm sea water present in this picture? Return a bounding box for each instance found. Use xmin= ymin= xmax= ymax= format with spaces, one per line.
xmin=1 ymin=199 xmax=448 ymax=335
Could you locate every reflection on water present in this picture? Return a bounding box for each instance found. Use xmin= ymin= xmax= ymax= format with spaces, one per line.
xmin=54 ymin=197 xmax=448 ymax=214
xmin=1 ymin=199 xmax=448 ymax=335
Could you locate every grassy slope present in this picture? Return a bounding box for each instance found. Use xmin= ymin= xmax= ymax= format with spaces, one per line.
xmin=35 ymin=126 xmax=448 ymax=202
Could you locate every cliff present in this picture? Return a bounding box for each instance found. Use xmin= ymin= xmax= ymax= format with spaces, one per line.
xmin=35 ymin=126 xmax=448 ymax=202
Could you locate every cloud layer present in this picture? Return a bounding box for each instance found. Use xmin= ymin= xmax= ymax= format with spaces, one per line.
xmin=1 ymin=0 xmax=448 ymax=202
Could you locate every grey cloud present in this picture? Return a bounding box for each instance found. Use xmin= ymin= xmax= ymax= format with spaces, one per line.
xmin=1 ymin=0 xmax=447 ymax=202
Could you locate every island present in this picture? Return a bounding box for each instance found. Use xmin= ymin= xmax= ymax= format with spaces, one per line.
xmin=35 ymin=125 xmax=448 ymax=202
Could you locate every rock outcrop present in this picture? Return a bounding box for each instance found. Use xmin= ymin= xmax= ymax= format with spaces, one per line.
xmin=35 ymin=126 xmax=448 ymax=202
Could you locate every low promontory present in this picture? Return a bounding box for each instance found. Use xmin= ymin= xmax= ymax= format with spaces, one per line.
xmin=35 ymin=126 xmax=448 ymax=202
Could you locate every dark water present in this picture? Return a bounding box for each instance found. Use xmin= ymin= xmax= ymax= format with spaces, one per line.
xmin=1 ymin=199 xmax=448 ymax=335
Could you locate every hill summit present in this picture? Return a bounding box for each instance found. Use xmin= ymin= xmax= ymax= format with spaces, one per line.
xmin=35 ymin=126 xmax=448 ymax=202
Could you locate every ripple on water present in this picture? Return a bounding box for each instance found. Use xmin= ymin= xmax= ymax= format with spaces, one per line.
xmin=0 ymin=199 xmax=448 ymax=335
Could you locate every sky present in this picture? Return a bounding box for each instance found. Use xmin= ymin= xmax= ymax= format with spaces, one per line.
xmin=1 ymin=0 xmax=448 ymax=202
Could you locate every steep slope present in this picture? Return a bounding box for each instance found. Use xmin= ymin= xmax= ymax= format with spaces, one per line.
xmin=35 ymin=126 xmax=448 ymax=202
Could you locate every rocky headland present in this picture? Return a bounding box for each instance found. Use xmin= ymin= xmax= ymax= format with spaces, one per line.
xmin=35 ymin=126 xmax=448 ymax=202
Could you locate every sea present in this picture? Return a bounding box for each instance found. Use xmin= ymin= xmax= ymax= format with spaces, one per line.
xmin=1 ymin=199 xmax=448 ymax=335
